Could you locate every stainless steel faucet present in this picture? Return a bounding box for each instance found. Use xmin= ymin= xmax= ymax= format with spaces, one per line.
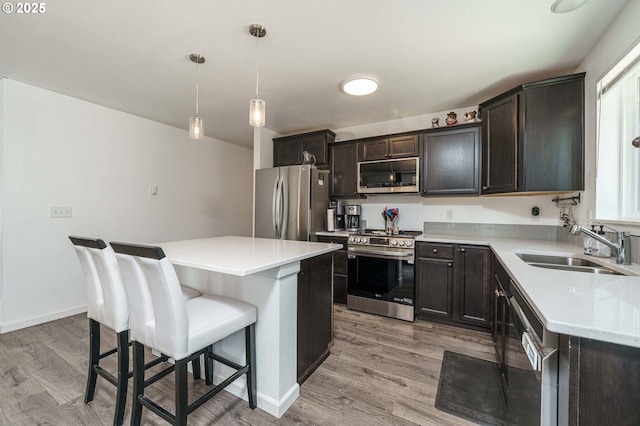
xmin=569 ymin=223 xmax=632 ymax=265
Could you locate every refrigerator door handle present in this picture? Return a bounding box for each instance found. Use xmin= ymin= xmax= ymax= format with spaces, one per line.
xmin=280 ymin=173 xmax=288 ymax=239
xmin=272 ymin=174 xmax=281 ymax=239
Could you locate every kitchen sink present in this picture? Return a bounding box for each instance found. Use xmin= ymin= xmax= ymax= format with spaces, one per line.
xmin=516 ymin=253 xmax=602 ymax=267
xmin=515 ymin=253 xmax=625 ymax=276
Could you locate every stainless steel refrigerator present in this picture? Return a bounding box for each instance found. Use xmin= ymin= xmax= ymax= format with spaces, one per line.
xmin=255 ymin=165 xmax=329 ymax=241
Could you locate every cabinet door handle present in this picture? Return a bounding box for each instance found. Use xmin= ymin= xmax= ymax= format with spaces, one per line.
xmin=460 ymin=248 xmax=466 ymax=252
xmin=448 ymin=262 xmax=453 ymax=267
xmin=432 ymin=248 xmax=438 ymax=253
xmin=482 ymin=185 xmax=489 ymax=190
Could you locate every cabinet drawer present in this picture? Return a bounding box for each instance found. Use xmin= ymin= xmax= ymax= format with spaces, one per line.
xmin=418 ymin=243 xmax=454 ymax=259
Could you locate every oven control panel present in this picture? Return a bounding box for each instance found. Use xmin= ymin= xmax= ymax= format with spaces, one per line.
xmin=348 ymin=235 xmax=414 ymax=247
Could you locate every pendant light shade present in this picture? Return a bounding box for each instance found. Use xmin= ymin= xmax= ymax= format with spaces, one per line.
xmin=189 ymin=116 xmax=204 ymax=139
xmin=249 ymin=98 xmax=266 ymax=127
xmin=189 ymin=53 xmax=205 ymax=140
xmin=249 ymin=24 xmax=267 ymax=127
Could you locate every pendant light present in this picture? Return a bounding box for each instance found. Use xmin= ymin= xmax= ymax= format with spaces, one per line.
xmin=249 ymin=24 xmax=267 ymax=127
xmin=189 ymin=53 xmax=205 ymax=139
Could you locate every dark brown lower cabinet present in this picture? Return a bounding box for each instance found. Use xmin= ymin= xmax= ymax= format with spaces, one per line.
xmin=560 ymin=335 xmax=640 ymax=425
xmin=416 ymin=256 xmax=453 ymax=319
xmin=416 ymin=242 xmax=492 ymax=329
xmin=315 ymin=235 xmax=348 ymax=304
xmin=297 ymin=253 xmax=333 ymax=384
xmin=454 ymin=245 xmax=492 ymax=327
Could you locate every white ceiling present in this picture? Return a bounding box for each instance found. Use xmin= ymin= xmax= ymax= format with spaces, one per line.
xmin=0 ymin=0 xmax=630 ymax=148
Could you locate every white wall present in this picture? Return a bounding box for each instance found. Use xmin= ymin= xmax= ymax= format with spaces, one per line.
xmin=252 ymin=126 xmax=278 ymax=236
xmin=334 ymin=106 xmax=479 ymax=142
xmin=0 ymin=79 xmax=253 ymax=332
xmin=333 ymin=106 xmax=566 ymax=230
xmin=253 ymin=126 xmax=277 ymax=170
xmin=0 ymin=79 xmax=4 ymax=324
xmin=575 ymin=0 xmax=640 ymax=233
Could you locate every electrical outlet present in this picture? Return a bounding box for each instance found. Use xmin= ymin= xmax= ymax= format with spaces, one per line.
xmin=445 ymin=209 xmax=454 ymax=220
xmin=50 ymin=206 xmax=72 ymax=218
xmin=149 ymin=185 xmax=158 ymax=195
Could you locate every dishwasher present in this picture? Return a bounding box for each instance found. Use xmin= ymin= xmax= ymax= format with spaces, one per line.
xmin=494 ymin=271 xmax=559 ymax=425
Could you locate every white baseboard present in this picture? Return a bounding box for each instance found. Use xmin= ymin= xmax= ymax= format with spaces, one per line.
xmin=0 ymin=305 xmax=87 ymax=334
xmin=215 ymin=372 xmax=300 ymax=418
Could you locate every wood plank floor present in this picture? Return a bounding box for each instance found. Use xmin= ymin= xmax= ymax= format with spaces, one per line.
xmin=0 ymin=304 xmax=494 ymax=425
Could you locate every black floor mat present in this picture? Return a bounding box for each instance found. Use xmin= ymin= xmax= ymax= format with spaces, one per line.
xmin=435 ymin=351 xmax=507 ymax=425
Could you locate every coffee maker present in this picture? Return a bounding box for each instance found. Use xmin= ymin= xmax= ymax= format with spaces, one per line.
xmin=346 ymin=205 xmax=361 ymax=231
xmin=330 ymin=201 xmax=346 ymax=231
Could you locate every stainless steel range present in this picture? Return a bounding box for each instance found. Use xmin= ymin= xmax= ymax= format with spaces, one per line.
xmin=346 ymin=230 xmax=420 ymax=322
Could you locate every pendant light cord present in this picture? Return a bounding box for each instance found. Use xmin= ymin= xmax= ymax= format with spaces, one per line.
xmin=195 ymin=55 xmax=200 ymax=116
xmin=255 ymin=34 xmax=260 ymax=98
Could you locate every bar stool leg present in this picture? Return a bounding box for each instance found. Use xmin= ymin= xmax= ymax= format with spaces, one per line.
xmin=191 ymin=357 xmax=201 ymax=380
xmin=131 ymin=341 xmax=145 ymax=426
xmin=113 ymin=330 xmax=129 ymax=426
xmin=204 ymin=344 xmax=215 ymax=386
xmin=175 ymin=358 xmax=189 ymax=426
xmin=85 ymin=319 xmax=100 ymax=403
xmin=245 ymin=323 xmax=257 ymax=409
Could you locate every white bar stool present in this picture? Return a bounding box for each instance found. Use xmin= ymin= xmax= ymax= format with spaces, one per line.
xmin=69 ymin=236 xmax=203 ymax=426
xmin=110 ymin=241 xmax=257 ymax=426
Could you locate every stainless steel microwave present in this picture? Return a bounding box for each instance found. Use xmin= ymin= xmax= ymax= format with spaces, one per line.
xmin=357 ymin=157 xmax=420 ymax=194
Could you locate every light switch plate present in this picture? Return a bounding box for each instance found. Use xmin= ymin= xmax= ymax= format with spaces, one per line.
xmin=50 ymin=206 xmax=72 ymax=218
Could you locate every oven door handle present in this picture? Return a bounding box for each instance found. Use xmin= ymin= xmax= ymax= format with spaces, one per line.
xmin=347 ymin=247 xmax=414 ymax=260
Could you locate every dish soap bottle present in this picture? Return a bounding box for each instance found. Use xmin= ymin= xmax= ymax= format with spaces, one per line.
xmin=583 ymin=225 xmax=597 ymax=255
xmin=595 ymin=225 xmax=612 ymax=258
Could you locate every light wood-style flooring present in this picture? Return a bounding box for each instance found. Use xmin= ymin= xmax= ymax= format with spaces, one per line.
xmin=0 ymin=304 xmax=494 ymax=425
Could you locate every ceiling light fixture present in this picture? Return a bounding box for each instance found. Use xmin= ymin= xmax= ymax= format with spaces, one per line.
xmin=249 ymin=24 xmax=267 ymax=127
xmin=550 ymin=0 xmax=589 ymax=13
xmin=342 ymin=77 xmax=379 ymax=96
xmin=189 ymin=53 xmax=205 ymax=140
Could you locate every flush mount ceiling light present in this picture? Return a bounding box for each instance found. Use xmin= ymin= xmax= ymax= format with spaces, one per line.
xmin=249 ymin=24 xmax=267 ymax=127
xmin=342 ymin=77 xmax=379 ymax=96
xmin=550 ymin=0 xmax=589 ymax=13
xmin=189 ymin=53 xmax=205 ymax=140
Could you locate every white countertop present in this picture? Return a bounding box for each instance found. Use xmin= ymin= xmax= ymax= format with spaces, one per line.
xmin=156 ymin=236 xmax=341 ymax=277
xmin=417 ymin=233 xmax=640 ymax=348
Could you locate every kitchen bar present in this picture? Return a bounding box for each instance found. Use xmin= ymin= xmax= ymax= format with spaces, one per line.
xmin=154 ymin=236 xmax=341 ymax=418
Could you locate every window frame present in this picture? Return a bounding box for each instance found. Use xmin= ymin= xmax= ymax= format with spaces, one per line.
xmin=595 ymin=37 xmax=640 ymax=224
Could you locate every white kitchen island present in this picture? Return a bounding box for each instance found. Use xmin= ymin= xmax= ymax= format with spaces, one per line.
xmin=155 ymin=236 xmax=341 ymax=418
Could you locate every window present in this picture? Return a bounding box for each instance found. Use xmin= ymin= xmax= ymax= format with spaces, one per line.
xmin=596 ymin=38 xmax=640 ymax=222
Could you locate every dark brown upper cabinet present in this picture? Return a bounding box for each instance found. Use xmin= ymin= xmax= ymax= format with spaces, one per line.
xmin=480 ymin=73 xmax=585 ymax=194
xmin=358 ymin=134 xmax=419 ymax=161
xmin=330 ymin=141 xmax=359 ymax=198
xmin=273 ymin=129 xmax=335 ymax=168
xmin=421 ymin=123 xmax=481 ymax=196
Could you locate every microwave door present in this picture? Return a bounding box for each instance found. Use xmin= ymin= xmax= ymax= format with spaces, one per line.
xmin=358 ymin=157 xmax=419 ymax=194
